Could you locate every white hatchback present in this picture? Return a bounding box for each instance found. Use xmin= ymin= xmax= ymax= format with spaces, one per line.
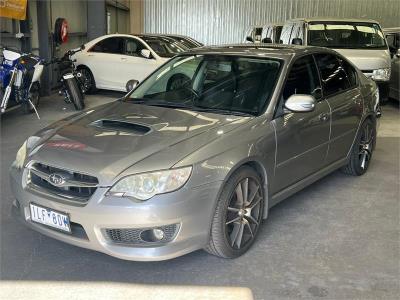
xmin=73 ymin=34 xmax=201 ymax=92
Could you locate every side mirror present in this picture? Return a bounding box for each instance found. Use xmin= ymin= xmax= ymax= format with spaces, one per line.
xmin=126 ymin=79 xmax=139 ymax=92
xmin=246 ymin=36 xmax=253 ymax=42
xmin=284 ymin=94 xmax=316 ymax=112
xmin=262 ymin=37 xmax=272 ymax=43
xmin=80 ymin=44 xmax=85 ymax=50
xmin=140 ymin=49 xmax=151 ymax=59
xmin=396 ymin=49 xmax=400 ymax=58
xmin=292 ymin=38 xmax=303 ymax=45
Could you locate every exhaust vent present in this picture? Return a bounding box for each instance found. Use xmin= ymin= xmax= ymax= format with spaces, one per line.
xmin=91 ymin=119 xmax=151 ymax=135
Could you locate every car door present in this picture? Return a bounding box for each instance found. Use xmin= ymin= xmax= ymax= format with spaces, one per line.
xmin=272 ymin=55 xmax=331 ymax=194
xmin=117 ymin=37 xmax=161 ymax=90
xmin=314 ymin=53 xmax=363 ymax=164
xmin=83 ymin=36 xmax=125 ymax=90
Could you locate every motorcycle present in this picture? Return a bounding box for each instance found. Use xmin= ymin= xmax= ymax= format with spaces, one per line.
xmin=0 ymin=47 xmax=43 ymax=118
xmin=52 ymin=45 xmax=86 ymax=110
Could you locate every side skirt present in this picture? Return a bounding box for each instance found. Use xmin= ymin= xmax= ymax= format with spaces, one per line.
xmin=269 ymin=157 xmax=348 ymax=208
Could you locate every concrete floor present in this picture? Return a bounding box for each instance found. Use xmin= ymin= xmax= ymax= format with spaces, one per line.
xmin=1 ymin=93 xmax=399 ymax=299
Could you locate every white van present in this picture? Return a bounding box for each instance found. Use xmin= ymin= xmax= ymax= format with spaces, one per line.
xmin=281 ymin=18 xmax=391 ymax=102
xmin=244 ymin=23 xmax=283 ymax=44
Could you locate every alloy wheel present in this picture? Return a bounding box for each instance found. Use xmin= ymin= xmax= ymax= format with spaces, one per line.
xmin=359 ymin=122 xmax=374 ymax=170
xmin=80 ymin=69 xmax=93 ymax=92
xmin=225 ymin=177 xmax=263 ymax=250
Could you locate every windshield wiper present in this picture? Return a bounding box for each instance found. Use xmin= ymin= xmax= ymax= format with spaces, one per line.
xmin=193 ymin=106 xmax=255 ymax=117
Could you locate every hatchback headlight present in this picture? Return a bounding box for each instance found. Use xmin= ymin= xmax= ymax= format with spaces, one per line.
xmin=371 ymin=68 xmax=391 ymax=81
xmin=109 ymin=166 xmax=192 ymax=201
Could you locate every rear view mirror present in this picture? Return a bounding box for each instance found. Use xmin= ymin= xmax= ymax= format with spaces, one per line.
xmin=284 ymin=94 xmax=316 ymax=112
xmin=140 ymin=49 xmax=151 ymax=59
xmin=246 ymin=36 xmax=253 ymax=42
xmin=292 ymin=38 xmax=303 ymax=45
xmin=126 ymin=79 xmax=139 ymax=92
xmin=262 ymin=37 xmax=272 ymax=43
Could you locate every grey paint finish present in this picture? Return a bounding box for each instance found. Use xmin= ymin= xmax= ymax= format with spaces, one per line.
xmin=144 ymin=0 xmax=400 ymax=45
xmin=9 ymin=45 xmax=378 ymax=261
xmin=1 ymin=94 xmax=398 ymax=299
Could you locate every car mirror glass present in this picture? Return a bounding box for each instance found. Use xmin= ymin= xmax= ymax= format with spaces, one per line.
xmin=126 ymin=79 xmax=139 ymax=92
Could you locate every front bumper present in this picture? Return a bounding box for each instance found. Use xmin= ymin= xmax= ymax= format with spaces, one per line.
xmin=10 ymin=166 xmax=222 ymax=261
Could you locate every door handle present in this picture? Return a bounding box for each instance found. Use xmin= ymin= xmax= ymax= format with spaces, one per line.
xmin=319 ymin=113 xmax=329 ymax=122
xmin=121 ymin=57 xmax=128 ymax=60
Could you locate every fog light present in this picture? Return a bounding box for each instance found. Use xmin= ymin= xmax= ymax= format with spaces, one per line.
xmin=152 ymin=229 xmax=164 ymax=240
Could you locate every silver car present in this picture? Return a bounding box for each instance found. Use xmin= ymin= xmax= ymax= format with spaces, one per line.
xmin=10 ymin=45 xmax=379 ymax=261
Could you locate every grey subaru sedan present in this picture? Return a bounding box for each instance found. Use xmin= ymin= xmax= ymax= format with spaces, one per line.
xmin=10 ymin=45 xmax=379 ymax=261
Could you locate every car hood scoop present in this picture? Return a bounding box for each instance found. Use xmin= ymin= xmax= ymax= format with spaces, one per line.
xmin=91 ymin=119 xmax=151 ymax=135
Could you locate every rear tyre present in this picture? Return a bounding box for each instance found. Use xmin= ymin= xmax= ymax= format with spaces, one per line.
xmin=22 ymin=83 xmax=40 ymax=114
xmin=205 ymin=166 xmax=264 ymax=258
xmin=341 ymin=118 xmax=376 ymax=176
xmin=65 ymin=77 xmax=85 ymax=110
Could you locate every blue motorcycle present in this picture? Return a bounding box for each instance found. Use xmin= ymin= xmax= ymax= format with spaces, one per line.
xmin=0 ymin=47 xmax=44 ymax=117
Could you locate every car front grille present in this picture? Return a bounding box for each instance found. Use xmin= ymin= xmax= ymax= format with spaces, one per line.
xmin=27 ymin=162 xmax=98 ymax=204
xmin=104 ymin=224 xmax=179 ymax=246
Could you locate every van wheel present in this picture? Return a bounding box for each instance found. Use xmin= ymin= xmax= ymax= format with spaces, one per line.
xmin=205 ymin=166 xmax=264 ymax=258
xmin=341 ymin=118 xmax=376 ymax=176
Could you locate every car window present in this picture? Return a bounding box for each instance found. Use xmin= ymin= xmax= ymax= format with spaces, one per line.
xmin=129 ymin=55 xmax=282 ymax=116
xmin=308 ymin=22 xmax=386 ymax=49
xmin=282 ymin=55 xmax=322 ymax=101
xmin=289 ymin=24 xmax=304 ymax=44
xmin=280 ymin=24 xmax=293 ymax=44
xmin=275 ymin=26 xmax=283 ymax=43
xmin=90 ymin=37 xmax=124 ymax=54
xmin=125 ymin=38 xmax=147 ymax=57
xmin=340 ymin=58 xmax=358 ymax=88
xmin=314 ymin=53 xmax=351 ymax=97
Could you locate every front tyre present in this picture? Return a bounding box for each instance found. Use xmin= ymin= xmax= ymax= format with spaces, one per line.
xmin=65 ymin=76 xmax=85 ymax=110
xmin=341 ymin=118 xmax=376 ymax=176
xmin=205 ymin=166 xmax=264 ymax=258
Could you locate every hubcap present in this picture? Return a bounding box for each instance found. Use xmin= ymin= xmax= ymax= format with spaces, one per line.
xmin=80 ymin=69 xmax=92 ymax=91
xmin=225 ymin=177 xmax=263 ymax=250
xmin=359 ymin=123 xmax=374 ymax=170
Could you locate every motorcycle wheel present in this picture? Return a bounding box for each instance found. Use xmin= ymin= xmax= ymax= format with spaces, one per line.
xmin=65 ymin=76 xmax=85 ymax=110
xmin=22 ymin=84 xmax=40 ymax=114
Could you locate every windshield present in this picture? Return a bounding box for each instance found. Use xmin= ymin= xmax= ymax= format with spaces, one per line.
xmin=308 ymin=22 xmax=387 ymax=49
xmin=142 ymin=37 xmax=189 ymax=58
xmin=127 ymin=55 xmax=282 ymax=116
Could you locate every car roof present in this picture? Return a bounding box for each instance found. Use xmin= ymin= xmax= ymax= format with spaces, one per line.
xmin=287 ymin=17 xmax=380 ymax=24
xmin=182 ymin=44 xmax=335 ymax=60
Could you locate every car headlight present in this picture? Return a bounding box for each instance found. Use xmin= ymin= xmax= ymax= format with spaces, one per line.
xmin=371 ymin=68 xmax=391 ymax=81
xmin=13 ymin=141 xmax=27 ymax=169
xmin=109 ymin=166 xmax=192 ymax=201
xmin=12 ymin=136 xmax=41 ymax=169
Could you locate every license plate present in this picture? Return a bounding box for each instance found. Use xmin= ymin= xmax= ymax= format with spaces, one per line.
xmin=29 ymin=203 xmax=71 ymax=233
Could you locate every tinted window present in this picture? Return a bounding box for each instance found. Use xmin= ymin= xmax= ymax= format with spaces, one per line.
xmin=283 ymin=55 xmax=321 ymax=100
xmin=274 ymin=26 xmax=283 ymax=43
xmin=314 ymin=54 xmax=351 ymax=96
xmin=125 ymin=38 xmax=146 ymax=57
xmin=129 ymin=55 xmax=282 ymax=116
xmin=340 ymin=59 xmax=357 ymax=87
xmin=90 ymin=37 xmax=124 ymax=54
xmin=140 ymin=37 xmax=188 ymax=58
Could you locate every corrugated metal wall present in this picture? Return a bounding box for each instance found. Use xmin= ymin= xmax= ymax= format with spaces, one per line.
xmin=144 ymin=0 xmax=400 ymax=45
